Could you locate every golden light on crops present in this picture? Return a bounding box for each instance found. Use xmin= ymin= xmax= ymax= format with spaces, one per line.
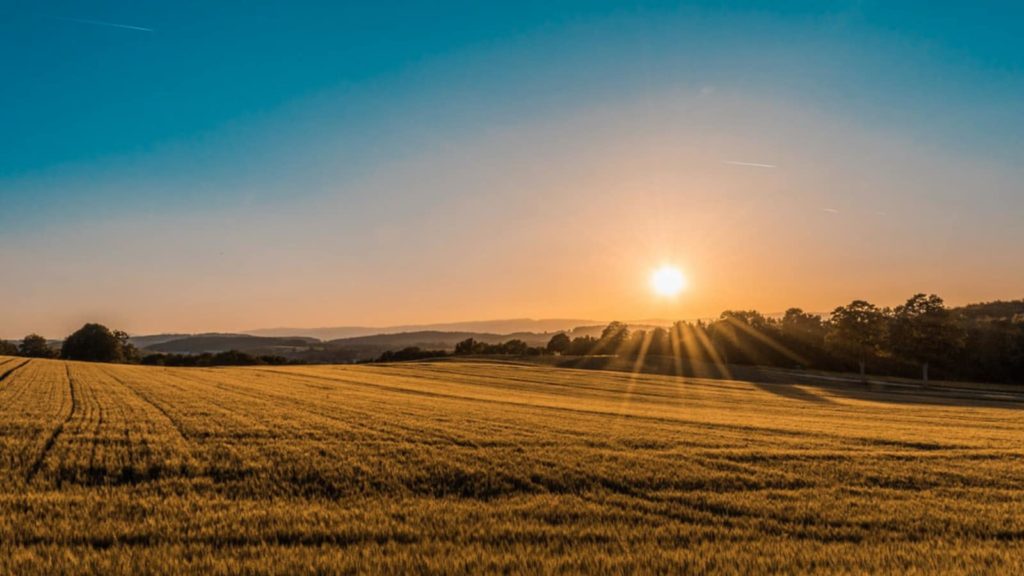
xmin=650 ymin=265 xmax=687 ymax=297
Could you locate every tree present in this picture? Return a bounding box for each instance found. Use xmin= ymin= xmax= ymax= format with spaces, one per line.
xmin=889 ymin=294 xmax=963 ymax=385
xmin=719 ymin=310 xmax=771 ymax=330
xmin=0 ymin=340 xmax=18 ymax=356
xmin=779 ymin=308 xmax=829 ymax=367
xmin=546 ymin=333 xmax=570 ymax=355
xmin=114 ymin=330 xmax=141 ymax=363
xmin=707 ymin=310 xmax=782 ymax=366
xmin=827 ymin=301 xmax=886 ymax=381
xmin=377 ymin=347 xmax=447 ymax=362
xmin=623 ymin=330 xmax=647 ymax=358
xmin=648 ymin=327 xmax=670 ymax=356
xmin=781 ymin=308 xmax=826 ymax=346
xmin=19 ymin=334 xmax=56 ymax=358
xmin=598 ymin=321 xmax=629 ymax=354
xmin=566 ymin=335 xmax=597 ymax=356
xmin=61 ymin=323 xmax=127 ymax=363
xmin=500 ymin=339 xmax=528 ymax=355
xmin=454 ymin=338 xmax=477 ymax=355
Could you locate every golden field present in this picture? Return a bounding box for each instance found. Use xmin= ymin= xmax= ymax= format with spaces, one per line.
xmin=0 ymin=355 xmax=1022 ymax=574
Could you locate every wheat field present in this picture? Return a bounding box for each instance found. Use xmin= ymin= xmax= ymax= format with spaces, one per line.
xmin=0 ymin=354 xmax=1021 ymax=574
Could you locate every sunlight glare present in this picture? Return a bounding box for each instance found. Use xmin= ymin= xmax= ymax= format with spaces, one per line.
xmin=650 ymin=265 xmax=687 ymax=297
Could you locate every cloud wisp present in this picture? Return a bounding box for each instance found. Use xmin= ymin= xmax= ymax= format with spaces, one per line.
xmin=723 ymin=160 xmax=777 ymax=169
xmin=46 ymin=15 xmax=154 ymax=33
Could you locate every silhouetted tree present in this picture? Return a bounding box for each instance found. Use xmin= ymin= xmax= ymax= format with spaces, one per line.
xmin=61 ymin=323 xmax=126 ymax=362
xmin=377 ymin=347 xmax=447 ymax=362
xmin=778 ymin=308 xmax=830 ymax=368
xmin=781 ymin=308 xmax=826 ymax=347
xmin=957 ymin=315 xmax=1024 ymax=383
xmin=889 ymin=294 xmax=963 ymax=385
xmin=0 ymin=340 xmax=18 ymax=356
xmin=546 ymin=333 xmax=571 ymax=354
xmin=623 ymin=329 xmax=647 ymax=358
xmin=210 ymin=350 xmax=263 ymax=366
xmin=501 ymin=339 xmax=529 ymax=355
xmin=598 ymin=321 xmax=629 ymax=355
xmin=566 ymin=335 xmax=597 ymax=356
xmin=670 ymin=321 xmax=714 ymax=364
xmin=719 ymin=310 xmax=771 ymax=329
xmin=708 ymin=311 xmax=786 ymax=366
xmin=648 ymin=327 xmax=670 ymax=356
xmin=827 ymin=301 xmax=886 ymax=381
xmin=19 ymin=334 xmax=56 ymax=358
xmin=141 ymin=351 xmax=296 ymax=367
xmin=114 ymin=330 xmax=141 ymax=363
xmin=454 ymin=338 xmax=477 ymax=355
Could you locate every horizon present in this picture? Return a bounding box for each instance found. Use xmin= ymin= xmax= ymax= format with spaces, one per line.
xmin=3 ymin=1 xmax=1024 ymax=338
xmin=4 ymin=292 xmax=1019 ymax=341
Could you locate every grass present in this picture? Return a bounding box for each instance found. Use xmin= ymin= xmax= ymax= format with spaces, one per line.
xmin=0 ymin=354 xmax=1022 ymax=574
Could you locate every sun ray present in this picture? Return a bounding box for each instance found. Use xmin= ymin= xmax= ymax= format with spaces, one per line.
xmin=723 ymin=317 xmax=809 ymax=366
xmin=692 ymin=323 xmax=733 ymax=380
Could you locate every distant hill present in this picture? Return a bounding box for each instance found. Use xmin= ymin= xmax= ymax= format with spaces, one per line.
xmin=135 ymin=321 xmax=697 ymax=361
xmin=128 ymin=333 xmax=192 ymax=348
xmin=143 ymin=334 xmax=320 ymax=354
xmin=244 ymin=318 xmax=599 ymax=341
xmin=327 ymin=330 xmax=550 ymax=348
xmin=135 ymin=329 xmax=556 ymax=361
xmin=290 ymin=330 xmax=555 ymax=363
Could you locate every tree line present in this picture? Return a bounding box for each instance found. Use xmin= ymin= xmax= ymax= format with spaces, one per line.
xmin=537 ymin=294 xmax=1022 ymax=384
xmin=0 ymin=324 xmax=141 ymax=363
xmin=0 ymin=323 xmax=292 ymax=367
xmin=376 ymin=294 xmax=1023 ymax=384
xmin=374 ymin=339 xmax=548 ymax=362
xmin=4 ymin=294 xmax=1022 ymax=383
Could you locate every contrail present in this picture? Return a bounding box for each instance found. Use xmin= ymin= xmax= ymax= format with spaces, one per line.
xmin=46 ymin=15 xmax=153 ymax=32
xmin=723 ymin=160 xmax=777 ymax=169
xmin=822 ymin=208 xmax=839 ymax=214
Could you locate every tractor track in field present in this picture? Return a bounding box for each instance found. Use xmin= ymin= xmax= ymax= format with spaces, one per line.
xmin=105 ymin=371 xmax=196 ymax=472
xmin=24 ymin=364 xmax=78 ymax=484
xmin=86 ymin=390 xmax=106 ymax=474
xmin=0 ymin=359 xmax=30 ymax=385
xmin=106 ymin=372 xmax=191 ymax=443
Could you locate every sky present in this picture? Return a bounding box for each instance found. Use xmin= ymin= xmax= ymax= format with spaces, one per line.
xmin=2 ymin=1 xmax=1023 ymax=338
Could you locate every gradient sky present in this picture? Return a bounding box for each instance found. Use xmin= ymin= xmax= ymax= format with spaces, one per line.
xmin=2 ymin=1 xmax=1023 ymax=338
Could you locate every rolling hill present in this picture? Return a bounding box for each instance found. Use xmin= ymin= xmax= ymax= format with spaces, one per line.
xmin=142 ymin=334 xmax=319 ymax=354
xmin=243 ymin=318 xmax=600 ymax=341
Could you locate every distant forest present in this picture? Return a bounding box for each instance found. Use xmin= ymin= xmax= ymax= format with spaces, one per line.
xmin=382 ymin=295 xmax=1024 ymax=384
xmin=3 ymin=294 xmax=1022 ymax=383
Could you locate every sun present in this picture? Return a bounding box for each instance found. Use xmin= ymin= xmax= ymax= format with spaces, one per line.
xmin=650 ymin=265 xmax=687 ymax=297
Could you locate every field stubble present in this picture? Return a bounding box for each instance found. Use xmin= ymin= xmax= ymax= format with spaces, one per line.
xmin=0 ymin=355 xmax=1021 ymax=574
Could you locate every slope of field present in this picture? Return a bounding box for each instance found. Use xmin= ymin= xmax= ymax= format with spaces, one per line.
xmin=0 ymin=355 xmax=1021 ymax=574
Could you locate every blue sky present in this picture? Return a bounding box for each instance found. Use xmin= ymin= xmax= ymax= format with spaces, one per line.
xmin=2 ymin=1 xmax=1023 ymax=336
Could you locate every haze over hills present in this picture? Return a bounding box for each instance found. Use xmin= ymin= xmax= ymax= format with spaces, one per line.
xmin=127 ymin=319 xmax=686 ymax=358
xmin=124 ymin=322 xmax=698 ymax=362
xmin=242 ymin=318 xmax=603 ymax=341
xmin=129 ymin=329 xmax=587 ymax=361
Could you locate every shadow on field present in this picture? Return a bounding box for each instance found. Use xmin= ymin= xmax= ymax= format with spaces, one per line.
xmin=499 ymin=355 xmax=1024 ymax=410
xmin=749 ymin=381 xmax=834 ymax=404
